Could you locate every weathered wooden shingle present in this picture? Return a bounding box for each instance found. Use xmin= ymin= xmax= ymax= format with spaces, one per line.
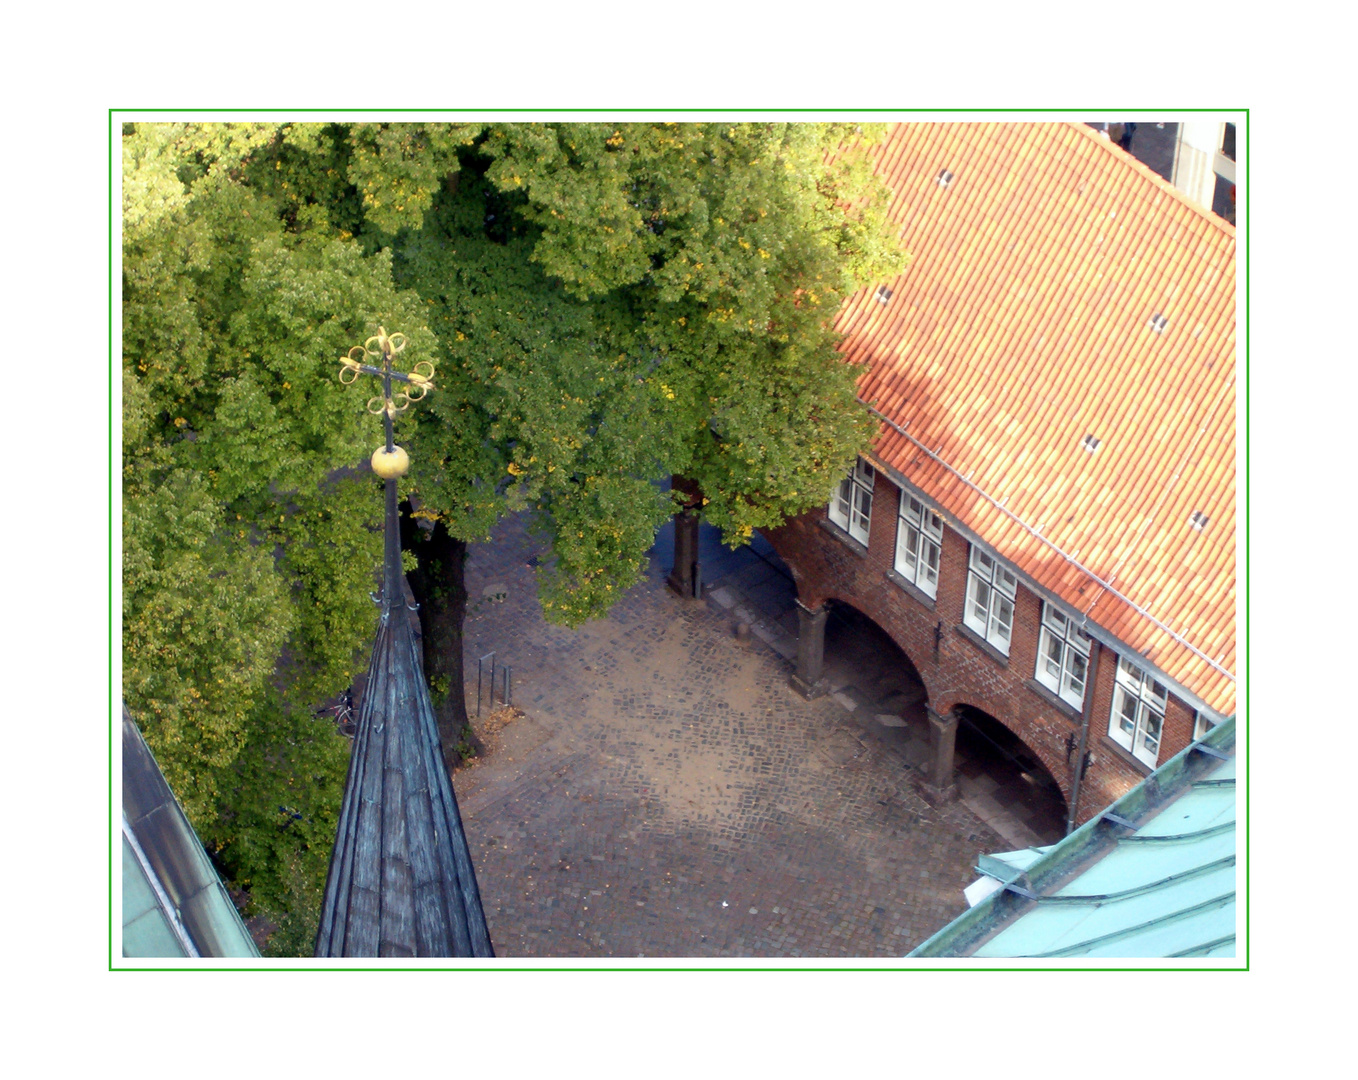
xmin=316 ymin=578 xmax=494 ymax=958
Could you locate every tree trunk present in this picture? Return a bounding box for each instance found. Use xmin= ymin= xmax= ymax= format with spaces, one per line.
xmin=666 ymin=475 xmax=703 ymax=599
xmin=398 ymin=505 xmax=484 ymax=771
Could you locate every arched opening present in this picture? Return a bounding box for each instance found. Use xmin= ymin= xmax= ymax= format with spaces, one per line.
xmin=820 ymin=599 xmax=930 ymax=744
xmin=953 ymin=705 xmax=1067 ymax=845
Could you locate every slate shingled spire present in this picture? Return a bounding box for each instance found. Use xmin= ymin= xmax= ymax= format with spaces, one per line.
xmin=316 ymin=329 xmax=493 ymax=958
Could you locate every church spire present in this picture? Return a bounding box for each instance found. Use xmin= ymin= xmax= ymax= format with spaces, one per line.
xmin=315 ymin=329 xmax=493 ymax=958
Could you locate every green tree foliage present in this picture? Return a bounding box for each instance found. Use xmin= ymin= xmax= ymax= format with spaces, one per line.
xmin=394 ymin=121 xmax=905 ymax=621
xmin=121 ymin=120 xmax=905 ymax=945
xmin=122 ymin=122 xmax=434 ymax=914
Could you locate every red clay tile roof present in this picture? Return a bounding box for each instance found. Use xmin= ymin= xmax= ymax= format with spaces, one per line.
xmin=838 ymin=122 xmax=1236 ymax=716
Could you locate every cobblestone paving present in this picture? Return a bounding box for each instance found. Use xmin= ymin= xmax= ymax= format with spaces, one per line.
xmin=452 ymin=514 xmax=1005 ymax=959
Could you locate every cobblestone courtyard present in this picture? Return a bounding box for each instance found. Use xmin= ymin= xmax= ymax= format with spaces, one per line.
xmin=451 ymin=514 xmax=1008 ymax=959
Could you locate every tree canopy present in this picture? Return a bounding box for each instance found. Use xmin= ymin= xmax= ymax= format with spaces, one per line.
xmin=121 ymin=120 xmax=906 ymax=936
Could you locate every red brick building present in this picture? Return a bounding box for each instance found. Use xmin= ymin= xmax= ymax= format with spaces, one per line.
xmin=765 ymin=122 xmax=1237 ymax=829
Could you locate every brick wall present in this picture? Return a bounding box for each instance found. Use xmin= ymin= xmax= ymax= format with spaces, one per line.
xmin=764 ymin=467 xmax=1197 ymax=826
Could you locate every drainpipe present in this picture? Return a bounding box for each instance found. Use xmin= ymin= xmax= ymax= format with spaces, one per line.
xmin=1065 ymin=639 xmax=1103 ymax=836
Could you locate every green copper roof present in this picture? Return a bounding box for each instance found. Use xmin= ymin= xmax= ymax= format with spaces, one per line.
xmin=910 ymin=716 xmax=1236 ymax=959
xmin=122 ymin=706 xmax=260 ymax=958
xmin=122 ymin=827 xmax=194 ymax=957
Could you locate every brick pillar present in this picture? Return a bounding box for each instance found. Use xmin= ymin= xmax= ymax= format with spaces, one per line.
xmin=790 ymin=599 xmax=829 ymax=698
xmin=924 ymin=706 xmax=958 ymax=803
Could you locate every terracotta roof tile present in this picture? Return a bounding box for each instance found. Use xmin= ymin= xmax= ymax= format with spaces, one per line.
xmin=840 ymin=122 xmax=1236 ymax=715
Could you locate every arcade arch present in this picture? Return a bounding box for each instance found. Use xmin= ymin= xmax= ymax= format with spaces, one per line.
xmin=789 ymin=598 xmax=1068 ymax=846
xmin=950 ymin=704 xmax=1068 ymax=844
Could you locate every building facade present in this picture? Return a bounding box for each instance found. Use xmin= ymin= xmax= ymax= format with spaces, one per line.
xmin=764 ymin=121 xmax=1237 ymax=829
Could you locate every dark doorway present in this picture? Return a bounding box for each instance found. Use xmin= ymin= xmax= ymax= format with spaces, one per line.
xmin=953 ymin=705 xmax=1067 ymax=845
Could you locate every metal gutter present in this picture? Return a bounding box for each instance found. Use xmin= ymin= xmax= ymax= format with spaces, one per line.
xmin=862 ymin=449 xmax=1229 ymax=724
xmin=860 ymin=403 xmax=1235 ymax=694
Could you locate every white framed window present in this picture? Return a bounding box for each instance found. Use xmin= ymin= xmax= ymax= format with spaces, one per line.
xmin=1034 ymin=603 xmax=1092 ymax=708
xmin=895 ymin=493 xmax=942 ymax=598
xmin=1193 ymin=712 xmax=1216 ymax=741
xmin=1109 ymin=657 xmax=1168 ymax=768
xmin=829 ymin=458 xmax=874 ymax=546
xmin=964 ymin=547 xmax=1017 ymax=654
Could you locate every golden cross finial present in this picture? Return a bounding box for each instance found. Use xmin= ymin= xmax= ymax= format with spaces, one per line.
xmin=338 ymin=326 xmax=436 ymax=480
xmin=337 ymin=326 xmax=436 ymax=418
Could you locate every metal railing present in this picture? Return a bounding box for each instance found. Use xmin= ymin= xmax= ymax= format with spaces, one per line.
xmin=474 ymin=652 xmax=512 ymax=718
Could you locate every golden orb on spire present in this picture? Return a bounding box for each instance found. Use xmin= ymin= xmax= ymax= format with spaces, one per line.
xmin=371 ymin=444 xmax=410 ymax=479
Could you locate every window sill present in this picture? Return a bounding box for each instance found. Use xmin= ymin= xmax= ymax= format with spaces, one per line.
xmin=1024 ymin=679 xmax=1084 ymax=722
xmin=955 ymin=622 xmax=1011 ymax=668
xmin=817 ymin=516 xmax=870 ymax=559
xmin=1098 ymin=733 xmax=1157 ymax=776
xmin=886 ymin=568 xmax=937 ymax=610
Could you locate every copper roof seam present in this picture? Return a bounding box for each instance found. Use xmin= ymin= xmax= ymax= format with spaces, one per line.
xmin=865 ymin=402 xmax=1234 ymax=684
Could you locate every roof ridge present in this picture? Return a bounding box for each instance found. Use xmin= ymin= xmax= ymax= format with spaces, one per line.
xmin=1068 ymin=121 xmax=1237 ymax=241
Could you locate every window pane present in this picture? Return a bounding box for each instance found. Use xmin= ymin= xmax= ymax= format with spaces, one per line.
xmin=1116 ymin=689 xmax=1138 ymax=736
xmin=1043 ymin=629 xmax=1062 ymax=665
xmin=966 ymin=576 xmax=989 ymax=631
xmin=851 ymin=487 xmax=870 ymax=541
xmin=1067 ymin=649 xmax=1087 ymax=690
xmin=993 ymin=596 xmax=1014 ymax=645
xmin=1063 ymin=675 xmax=1085 ymax=705
xmin=1043 ymin=604 xmax=1067 ymax=633
xmin=996 ymin=567 xmax=1017 ymax=597
xmin=899 ymin=524 xmax=919 ymax=577
xmin=1108 ymin=688 xmax=1135 ymax=749
xmin=972 ymin=548 xmax=993 ymax=575
xmin=1038 ymin=630 xmax=1061 ymax=683
xmin=1071 ymin=626 xmax=1092 ymax=656
xmin=922 ymin=539 xmax=940 ymax=581
xmin=831 ymin=478 xmax=851 ymax=528
xmin=924 ymin=510 xmax=942 ymax=539
xmin=1141 ymin=710 xmax=1162 ymax=753
xmin=1063 ymin=664 xmax=1086 ymax=705
xmin=1117 ymin=657 xmax=1141 ymax=690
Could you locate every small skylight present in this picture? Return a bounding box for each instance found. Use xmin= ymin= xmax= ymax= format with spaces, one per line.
xmin=1081 ymin=434 xmax=1101 ymax=453
xmin=1189 ymin=510 xmax=1210 ymax=531
xmin=875 ymin=285 xmax=893 ymax=305
xmin=937 ymin=169 xmax=955 ymax=188
xmin=1149 ymin=313 xmax=1169 ymax=334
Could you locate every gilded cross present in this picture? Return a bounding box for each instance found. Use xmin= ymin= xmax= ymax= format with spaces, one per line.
xmin=337 ymin=326 xmax=436 ymax=613
xmin=338 ymin=327 xmax=436 ymax=458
